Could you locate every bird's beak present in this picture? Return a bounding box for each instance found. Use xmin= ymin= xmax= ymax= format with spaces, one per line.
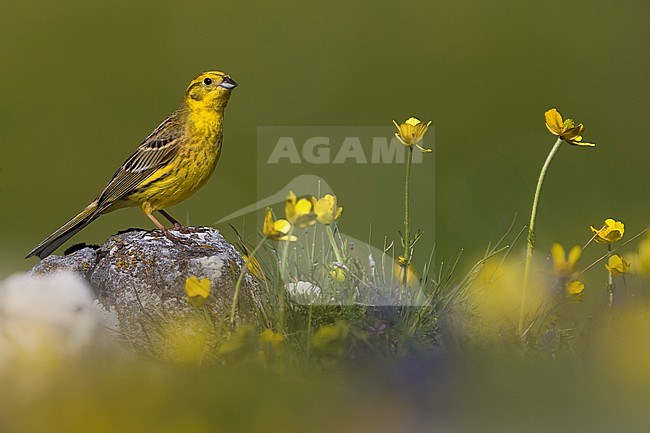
xmin=219 ymin=76 xmax=238 ymax=89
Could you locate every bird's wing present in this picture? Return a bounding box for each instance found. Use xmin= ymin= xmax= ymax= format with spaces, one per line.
xmin=96 ymin=114 xmax=184 ymax=210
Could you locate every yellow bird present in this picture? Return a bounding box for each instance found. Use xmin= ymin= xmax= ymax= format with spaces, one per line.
xmin=27 ymin=71 xmax=237 ymax=259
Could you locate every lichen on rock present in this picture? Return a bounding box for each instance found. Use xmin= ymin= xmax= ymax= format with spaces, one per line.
xmin=31 ymin=227 xmax=261 ymax=347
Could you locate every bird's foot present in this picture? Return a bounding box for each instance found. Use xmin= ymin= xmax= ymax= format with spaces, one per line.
xmin=161 ymin=228 xmax=192 ymax=245
xmin=174 ymin=225 xmax=204 ymax=234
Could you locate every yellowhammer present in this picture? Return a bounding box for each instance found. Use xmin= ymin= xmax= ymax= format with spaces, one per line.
xmin=27 ymin=71 xmax=237 ymax=259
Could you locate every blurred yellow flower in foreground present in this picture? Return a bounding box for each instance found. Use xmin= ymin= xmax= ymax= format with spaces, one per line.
xmin=161 ymin=316 xmax=213 ymax=365
xmin=263 ymin=207 xmax=297 ymax=241
xmin=551 ymin=243 xmax=582 ymax=278
xmin=566 ymin=280 xmax=585 ymax=302
xmin=393 ymin=117 xmax=433 ymax=153
xmin=218 ymin=326 xmax=257 ymax=356
xmin=599 ymin=305 xmax=650 ymax=383
xmin=312 ymin=321 xmax=349 ymax=357
xmin=260 ymin=329 xmax=284 ymax=348
xmin=257 ymin=329 xmax=284 ymax=366
xmin=311 ymin=194 xmax=343 ymax=224
xmin=590 ymin=218 xmax=625 ymax=243
xmin=636 ymin=235 xmax=650 ymax=276
xmin=544 ymin=108 xmax=595 ymax=147
xmin=184 ymin=276 xmax=211 ymax=308
xmin=285 ymin=191 xmax=316 ymax=228
xmin=606 ymin=254 xmax=631 ymax=276
xmin=467 ymin=259 xmax=548 ymax=334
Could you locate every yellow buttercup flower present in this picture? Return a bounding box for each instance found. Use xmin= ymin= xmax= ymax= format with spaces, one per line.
xmin=606 ymin=254 xmax=631 ymax=276
xmin=243 ymin=251 xmax=264 ymax=279
xmin=232 ymin=227 xmax=267 ymax=281
xmin=285 ymin=191 xmax=316 ymax=228
xmin=566 ymin=280 xmax=585 ymax=302
xmin=184 ymin=276 xmax=211 ymax=308
xmin=262 ymin=208 xmax=297 ymax=241
xmin=259 ymin=329 xmax=284 ymax=348
xmin=329 ymin=264 xmax=347 ymax=282
xmin=311 ymin=194 xmax=343 ymax=224
xmin=393 ymin=255 xmax=418 ymax=288
xmin=396 ymin=255 xmax=408 ymax=267
xmin=590 ymin=218 xmax=625 ymax=243
xmin=393 ymin=117 xmax=433 ymax=153
xmin=551 ymin=243 xmax=582 ymax=278
xmin=544 ymin=108 xmax=595 ymax=147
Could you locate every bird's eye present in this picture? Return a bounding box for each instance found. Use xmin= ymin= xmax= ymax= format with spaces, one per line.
xmin=203 ymin=77 xmax=212 ymax=85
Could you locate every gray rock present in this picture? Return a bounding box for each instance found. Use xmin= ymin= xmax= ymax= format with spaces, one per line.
xmin=31 ymin=227 xmax=261 ymax=345
xmin=31 ymin=246 xmax=98 ymax=280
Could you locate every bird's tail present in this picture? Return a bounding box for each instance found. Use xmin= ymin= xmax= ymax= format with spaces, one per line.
xmin=26 ymin=202 xmax=101 ymax=259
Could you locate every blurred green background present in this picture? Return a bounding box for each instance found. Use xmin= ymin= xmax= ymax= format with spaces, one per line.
xmin=2 ymin=0 xmax=649 ymax=278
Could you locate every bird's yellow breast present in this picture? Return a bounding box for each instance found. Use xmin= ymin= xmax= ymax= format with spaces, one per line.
xmin=128 ymin=110 xmax=224 ymax=212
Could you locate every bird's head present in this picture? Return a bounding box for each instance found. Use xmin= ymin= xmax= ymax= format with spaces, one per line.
xmin=184 ymin=71 xmax=237 ymax=111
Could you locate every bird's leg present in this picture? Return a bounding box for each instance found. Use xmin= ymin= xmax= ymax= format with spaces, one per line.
xmin=159 ymin=209 xmax=200 ymax=234
xmin=145 ymin=211 xmax=183 ymax=243
xmin=159 ymin=209 xmax=184 ymax=230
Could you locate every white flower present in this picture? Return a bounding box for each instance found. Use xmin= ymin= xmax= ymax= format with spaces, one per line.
xmin=286 ymin=281 xmax=321 ymax=297
xmin=286 ymin=281 xmax=322 ymax=305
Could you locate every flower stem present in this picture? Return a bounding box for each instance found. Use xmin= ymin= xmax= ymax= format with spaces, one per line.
xmin=230 ymin=236 xmax=267 ymax=326
xmin=307 ymin=303 xmax=313 ymax=356
xmin=278 ymin=228 xmax=294 ymax=332
xmin=325 ymin=224 xmax=343 ymax=263
xmin=402 ymin=146 xmax=414 ymax=287
xmin=518 ymin=137 xmax=563 ymax=337
xmin=607 ymin=243 xmax=614 ymax=308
